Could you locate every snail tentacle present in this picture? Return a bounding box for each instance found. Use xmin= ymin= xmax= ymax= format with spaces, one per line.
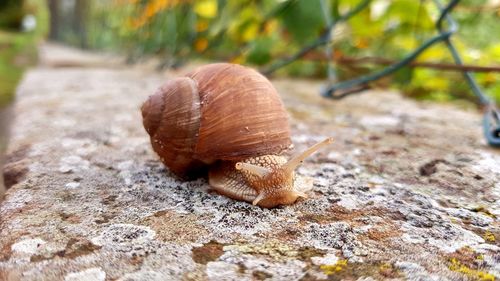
xmin=252 ymin=193 xmax=266 ymax=205
xmin=282 ymin=137 xmax=334 ymax=174
xmin=235 ymin=162 xmax=271 ymax=178
xmin=141 ymin=63 xmax=334 ymax=208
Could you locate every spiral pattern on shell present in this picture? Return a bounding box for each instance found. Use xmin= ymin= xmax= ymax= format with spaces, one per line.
xmin=141 ymin=63 xmax=292 ymax=178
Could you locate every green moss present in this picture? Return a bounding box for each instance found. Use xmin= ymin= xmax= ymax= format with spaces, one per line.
xmin=483 ymin=231 xmax=496 ymax=243
xmin=320 ymin=259 xmax=348 ymax=275
xmin=318 ymin=261 xmax=403 ymax=280
xmin=470 ymin=206 xmax=497 ymax=219
xmin=445 ymin=247 xmax=495 ymax=281
xmin=0 ymin=30 xmax=33 ymax=105
xmin=448 ymin=258 xmax=495 ymax=281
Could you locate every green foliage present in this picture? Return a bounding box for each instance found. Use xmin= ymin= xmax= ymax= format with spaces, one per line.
xmin=77 ymin=0 xmax=500 ymax=105
xmin=246 ymin=37 xmax=273 ymax=65
xmin=279 ymin=0 xmax=325 ymax=43
xmin=0 ymin=0 xmax=24 ymax=29
xmin=0 ymin=0 xmax=48 ymax=106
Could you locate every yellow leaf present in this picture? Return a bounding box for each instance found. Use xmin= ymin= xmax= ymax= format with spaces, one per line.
xmin=354 ymin=38 xmax=369 ymax=49
xmin=393 ymin=36 xmax=418 ymax=50
xmin=129 ymin=0 xmax=177 ymax=29
xmin=194 ymin=0 xmax=217 ymax=18
xmin=487 ymin=43 xmax=500 ymax=58
xmin=242 ymin=22 xmax=259 ymax=42
xmin=481 ymin=73 xmax=497 ymax=84
xmin=194 ymin=38 xmax=208 ymax=52
xmin=415 ymin=69 xmax=449 ymax=91
xmin=230 ymin=54 xmax=245 ymax=64
xmin=417 ymin=45 xmax=448 ymax=61
xmin=196 ymin=20 xmax=209 ymax=32
xmin=264 ymin=19 xmax=278 ymax=35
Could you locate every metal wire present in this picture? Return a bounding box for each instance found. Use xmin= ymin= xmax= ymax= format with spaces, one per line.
xmin=262 ymin=0 xmax=371 ymax=76
xmin=263 ymin=0 xmax=500 ymax=147
xmin=432 ymin=0 xmax=500 ymax=146
xmin=319 ymin=0 xmax=336 ymax=84
xmin=320 ymin=0 xmax=459 ymax=98
xmin=314 ymin=0 xmax=500 ymax=147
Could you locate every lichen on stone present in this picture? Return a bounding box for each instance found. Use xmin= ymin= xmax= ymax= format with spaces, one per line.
xmin=1 ymin=44 xmax=499 ymax=280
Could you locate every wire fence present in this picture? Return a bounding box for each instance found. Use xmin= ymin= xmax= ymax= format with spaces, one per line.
xmin=47 ymin=0 xmax=500 ymax=146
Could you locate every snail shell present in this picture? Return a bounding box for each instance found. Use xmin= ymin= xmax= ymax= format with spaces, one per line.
xmin=141 ymin=63 xmax=332 ymax=208
xmin=142 ymin=63 xmax=291 ymax=178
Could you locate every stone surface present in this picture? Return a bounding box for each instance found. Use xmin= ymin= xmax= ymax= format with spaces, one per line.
xmin=1 ymin=44 xmax=499 ymax=281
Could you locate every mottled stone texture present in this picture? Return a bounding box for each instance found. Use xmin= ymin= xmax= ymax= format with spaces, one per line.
xmin=1 ymin=44 xmax=499 ymax=281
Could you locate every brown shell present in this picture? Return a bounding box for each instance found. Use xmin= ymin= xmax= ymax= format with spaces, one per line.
xmin=142 ymin=63 xmax=291 ymax=178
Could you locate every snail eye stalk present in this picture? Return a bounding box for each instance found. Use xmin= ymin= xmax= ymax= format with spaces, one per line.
xmin=235 ymin=162 xmax=271 ymax=178
xmin=282 ymin=137 xmax=334 ymax=174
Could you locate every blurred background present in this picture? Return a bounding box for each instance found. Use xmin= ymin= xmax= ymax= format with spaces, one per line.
xmin=1 ymin=0 xmax=499 ymax=109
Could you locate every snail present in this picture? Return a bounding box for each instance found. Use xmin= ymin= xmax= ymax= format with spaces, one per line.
xmin=141 ymin=63 xmax=332 ymax=208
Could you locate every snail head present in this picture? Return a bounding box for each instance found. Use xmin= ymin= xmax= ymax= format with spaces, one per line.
xmin=235 ymin=137 xmax=333 ymax=208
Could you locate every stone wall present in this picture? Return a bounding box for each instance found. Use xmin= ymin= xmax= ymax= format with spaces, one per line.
xmin=0 ymin=44 xmax=499 ymax=280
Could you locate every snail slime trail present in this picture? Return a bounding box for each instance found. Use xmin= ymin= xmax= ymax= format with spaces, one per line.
xmin=142 ymin=63 xmax=333 ymax=208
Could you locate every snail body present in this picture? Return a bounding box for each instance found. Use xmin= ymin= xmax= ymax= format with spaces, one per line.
xmin=141 ymin=63 xmax=332 ymax=208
